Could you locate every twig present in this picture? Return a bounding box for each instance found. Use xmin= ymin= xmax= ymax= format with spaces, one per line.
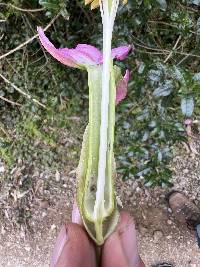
xmin=164 ymin=35 xmax=181 ymax=63
xmin=9 ymin=4 xmax=44 ymax=13
xmin=136 ymin=49 xmax=165 ymax=55
xmin=148 ymin=20 xmax=196 ymax=35
xmin=176 ymin=55 xmax=190 ymax=66
xmin=76 ymin=0 xmax=92 ymax=24
xmin=0 ymin=95 xmax=21 ymax=106
xmin=132 ymin=39 xmax=169 ymax=53
xmin=0 ymin=73 xmax=46 ymax=108
xmin=0 ymin=123 xmax=11 ymax=139
xmin=0 ymin=3 xmax=44 ymax=12
xmin=177 ymin=2 xmax=199 ymax=13
xmin=0 ymin=12 xmax=60 ymax=60
xmin=184 ymin=124 xmax=199 ymax=155
xmin=132 ymin=40 xmax=200 ymax=59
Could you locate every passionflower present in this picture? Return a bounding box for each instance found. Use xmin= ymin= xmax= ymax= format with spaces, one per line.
xmin=37 ymin=0 xmax=131 ymax=245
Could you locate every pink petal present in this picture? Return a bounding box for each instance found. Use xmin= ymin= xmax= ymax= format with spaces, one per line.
xmin=37 ymin=27 xmax=77 ymax=68
xmin=76 ymin=44 xmax=103 ymax=64
xmin=67 ymin=48 xmax=101 ymax=66
xmin=37 ymin=27 xmax=101 ymax=68
xmin=112 ymin=45 xmax=132 ymax=61
xmin=116 ymin=70 xmax=130 ymax=105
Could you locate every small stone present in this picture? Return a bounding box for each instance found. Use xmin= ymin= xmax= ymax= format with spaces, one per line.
xmin=166 ymin=235 xmax=172 ymax=239
xmin=39 ymin=200 xmax=49 ymax=209
xmin=136 ymin=187 xmax=142 ymax=193
xmin=51 ymin=224 xmax=56 ymax=230
xmin=139 ymin=226 xmax=148 ymax=235
xmin=132 ymin=181 xmax=138 ymax=191
xmin=25 ymin=246 xmax=31 ymax=252
xmin=1 ymin=226 xmax=5 ymax=235
xmin=126 ymin=190 xmax=133 ymax=197
xmin=183 ymin=169 xmax=189 ymax=174
xmin=69 ymin=169 xmax=76 ymax=175
xmin=0 ymin=165 xmax=5 ymax=173
xmin=42 ymin=211 xmax=47 ymax=217
xmin=55 ymin=170 xmax=61 ymax=182
xmin=116 ymin=196 xmax=123 ymax=208
xmin=33 ymin=170 xmax=39 ymax=177
xmin=20 ymin=231 xmax=25 ymax=238
xmin=167 ymin=219 xmax=172 ymax=225
xmin=144 ymin=189 xmax=150 ymax=198
xmin=168 ymin=208 xmax=172 ymax=213
xmin=153 ymin=230 xmax=163 ymax=242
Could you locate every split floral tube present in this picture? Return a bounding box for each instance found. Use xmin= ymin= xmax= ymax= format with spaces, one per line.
xmin=37 ymin=0 xmax=131 ymax=245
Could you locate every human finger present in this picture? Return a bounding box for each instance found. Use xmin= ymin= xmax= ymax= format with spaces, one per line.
xmin=102 ymin=211 xmax=145 ymax=267
xmin=50 ymin=223 xmax=97 ymax=267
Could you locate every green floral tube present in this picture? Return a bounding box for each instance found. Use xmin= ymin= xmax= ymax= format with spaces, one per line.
xmin=77 ymin=63 xmax=119 ymax=245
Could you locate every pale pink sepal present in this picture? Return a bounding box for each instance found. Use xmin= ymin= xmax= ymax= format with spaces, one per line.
xmin=38 ymin=27 xmax=132 ymax=68
xmin=76 ymin=44 xmax=103 ymax=64
xmin=37 ymin=27 xmax=77 ymax=67
xmin=111 ymin=45 xmax=132 ymax=61
xmin=116 ymin=70 xmax=130 ymax=105
xmin=37 ymin=27 xmax=101 ymax=68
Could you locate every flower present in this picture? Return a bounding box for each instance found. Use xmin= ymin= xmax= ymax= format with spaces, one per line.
xmin=37 ymin=27 xmax=131 ymax=104
xmin=37 ymin=27 xmax=131 ymax=69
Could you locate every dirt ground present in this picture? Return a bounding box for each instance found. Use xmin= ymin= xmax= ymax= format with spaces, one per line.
xmin=0 ymin=136 xmax=200 ymax=267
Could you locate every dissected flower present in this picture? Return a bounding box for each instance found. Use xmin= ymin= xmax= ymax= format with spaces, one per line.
xmin=37 ymin=0 xmax=131 ymax=243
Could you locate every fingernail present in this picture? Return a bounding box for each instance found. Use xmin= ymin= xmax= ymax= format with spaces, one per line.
xmin=72 ymin=202 xmax=82 ymax=225
xmin=50 ymin=225 xmax=68 ymax=267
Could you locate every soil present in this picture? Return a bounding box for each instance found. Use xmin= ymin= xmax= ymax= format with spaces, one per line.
xmin=0 ymin=131 xmax=200 ymax=267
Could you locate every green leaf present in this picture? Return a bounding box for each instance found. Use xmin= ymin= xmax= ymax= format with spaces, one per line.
xmin=153 ymin=80 xmax=173 ymax=97
xmin=194 ymin=72 xmax=200 ymax=82
xmin=148 ymin=69 xmax=162 ymax=82
xmin=145 ymin=180 xmax=154 ymax=187
xmin=39 ymin=0 xmax=58 ymax=9
xmin=187 ymin=0 xmax=200 ymax=6
xmin=181 ymin=96 xmax=194 ymax=117
xmin=156 ymin=0 xmax=167 ymax=11
xmin=197 ymin=17 xmax=200 ymax=35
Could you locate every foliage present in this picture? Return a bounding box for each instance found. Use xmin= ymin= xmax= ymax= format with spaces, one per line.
xmin=0 ymin=0 xmax=200 ymax=186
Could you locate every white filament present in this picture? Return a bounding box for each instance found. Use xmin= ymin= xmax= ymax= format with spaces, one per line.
xmin=94 ymin=0 xmax=119 ymax=220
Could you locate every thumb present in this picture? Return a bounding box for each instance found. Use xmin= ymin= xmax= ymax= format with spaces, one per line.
xmin=102 ymin=212 xmax=145 ymax=267
xmin=50 ymin=223 xmax=96 ymax=267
